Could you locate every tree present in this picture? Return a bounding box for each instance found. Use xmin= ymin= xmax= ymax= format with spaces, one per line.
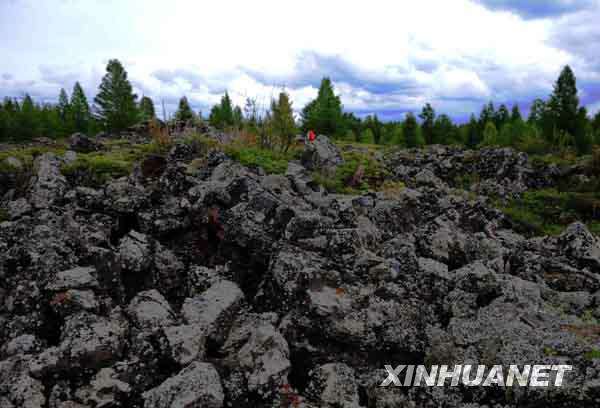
xmin=547 ymin=65 xmax=580 ymax=139
xmin=404 ymin=113 xmax=419 ymax=148
xmin=209 ymin=92 xmax=234 ymax=130
xmin=301 ymin=77 xmax=344 ymax=137
xmin=466 ymin=114 xmax=481 ymax=148
xmin=271 ymin=91 xmax=296 ymax=151
xmin=528 ymin=99 xmax=546 ymax=126
xmin=511 ymin=105 xmax=522 ymax=122
xmin=573 ymin=106 xmax=593 ymax=155
xmin=175 ymin=96 xmax=194 ymax=122
xmin=18 ymin=94 xmax=37 ymax=140
xmin=495 ymin=104 xmax=510 ymax=130
xmin=233 ymin=106 xmax=244 ymax=130
xmin=433 ymin=114 xmax=454 ymax=145
xmin=593 ymin=110 xmax=600 ymax=135
xmin=479 ymin=102 xmax=495 ymax=133
xmin=419 ymin=103 xmax=436 ymax=144
xmin=70 ymin=82 xmax=91 ymax=133
xmin=94 ymin=59 xmax=138 ymax=132
xmin=139 ymin=96 xmax=155 ymax=121
xmin=360 ymin=128 xmax=375 ymax=144
xmin=481 ymin=122 xmax=498 ymax=146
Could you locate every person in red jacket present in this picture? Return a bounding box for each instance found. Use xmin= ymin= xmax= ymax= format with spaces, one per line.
xmin=308 ymin=130 xmax=316 ymax=142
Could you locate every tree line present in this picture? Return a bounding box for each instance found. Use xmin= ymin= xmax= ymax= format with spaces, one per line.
xmin=1 ymin=60 xmax=599 ymax=155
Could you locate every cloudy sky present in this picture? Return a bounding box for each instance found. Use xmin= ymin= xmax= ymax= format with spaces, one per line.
xmin=1 ymin=0 xmax=600 ymax=122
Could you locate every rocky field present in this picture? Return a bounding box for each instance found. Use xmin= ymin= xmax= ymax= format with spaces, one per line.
xmin=1 ymin=131 xmax=600 ymax=407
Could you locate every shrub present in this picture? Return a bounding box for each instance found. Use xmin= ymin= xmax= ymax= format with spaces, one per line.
xmin=61 ymin=151 xmax=132 ymax=186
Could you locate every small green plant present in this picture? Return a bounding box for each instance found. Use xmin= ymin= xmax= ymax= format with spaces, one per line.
xmin=585 ymin=348 xmax=600 ymax=360
xmin=61 ymin=151 xmax=133 ymax=185
xmin=543 ymin=346 xmax=558 ymax=357
xmin=223 ymin=143 xmax=301 ymax=175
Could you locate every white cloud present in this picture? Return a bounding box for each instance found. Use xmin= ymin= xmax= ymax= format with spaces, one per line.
xmin=0 ymin=0 xmax=598 ymax=120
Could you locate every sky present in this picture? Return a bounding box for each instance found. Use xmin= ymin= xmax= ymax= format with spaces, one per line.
xmin=1 ymin=0 xmax=600 ymax=122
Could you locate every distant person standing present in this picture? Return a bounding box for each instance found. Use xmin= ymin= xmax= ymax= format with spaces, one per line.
xmin=308 ymin=130 xmax=316 ymax=142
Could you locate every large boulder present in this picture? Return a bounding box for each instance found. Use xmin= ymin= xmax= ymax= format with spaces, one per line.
xmin=27 ymin=153 xmax=68 ymax=209
xmin=142 ymin=361 xmax=224 ymax=408
xmin=301 ymin=135 xmax=343 ymax=176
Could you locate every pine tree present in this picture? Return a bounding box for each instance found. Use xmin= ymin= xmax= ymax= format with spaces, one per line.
xmin=175 ymin=96 xmax=194 ymax=122
xmin=495 ymin=104 xmax=510 ymax=130
xmin=433 ymin=114 xmax=453 ymax=145
xmin=18 ymin=94 xmax=37 ymax=140
xmin=271 ymin=91 xmax=297 ymax=151
xmin=209 ymin=92 xmax=234 ymax=130
xmin=419 ymin=103 xmax=436 ymax=144
xmin=404 ymin=113 xmax=419 ymax=148
xmin=233 ymin=106 xmax=244 ymax=130
xmin=511 ymin=105 xmax=522 ymax=122
xmin=548 ymin=65 xmax=580 ymax=138
xmin=301 ymin=77 xmax=343 ymax=137
xmin=360 ymin=128 xmax=375 ymax=144
xmin=481 ymin=122 xmax=498 ymax=146
xmin=94 ymin=59 xmax=138 ymax=132
xmin=467 ymin=114 xmax=481 ymax=148
xmin=70 ymin=82 xmax=91 ymax=133
xmin=139 ymin=96 xmax=155 ymax=121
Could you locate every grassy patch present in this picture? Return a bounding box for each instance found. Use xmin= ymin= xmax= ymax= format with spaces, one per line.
xmin=223 ymin=143 xmax=301 ymax=175
xmin=314 ymin=150 xmax=390 ymax=194
xmin=585 ymin=348 xmax=600 ymax=360
xmin=497 ymin=188 xmax=600 ymax=237
xmin=0 ymin=146 xmax=66 ymax=172
xmin=61 ymin=150 xmax=135 ymax=186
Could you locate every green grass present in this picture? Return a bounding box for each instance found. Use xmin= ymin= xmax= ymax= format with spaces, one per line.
xmin=497 ymin=188 xmax=600 ymax=237
xmin=0 ymin=146 xmax=66 ymax=173
xmin=61 ymin=148 xmax=141 ymax=185
xmin=223 ymin=144 xmax=301 ymax=175
xmin=585 ymin=348 xmax=600 ymax=360
xmin=313 ymin=150 xmax=391 ymax=194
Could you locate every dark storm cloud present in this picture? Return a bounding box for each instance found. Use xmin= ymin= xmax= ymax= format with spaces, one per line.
xmin=474 ymin=0 xmax=595 ymax=18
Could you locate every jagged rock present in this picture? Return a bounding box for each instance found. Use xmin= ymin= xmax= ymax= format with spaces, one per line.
xmin=301 ymin=135 xmax=343 ymax=176
xmin=182 ymin=280 xmax=244 ymax=345
xmin=58 ymin=310 xmax=128 ymax=370
xmin=46 ymin=266 xmax=99 ymax=292
xmin=28 ymin=153 xmax=67 ymax=209
xmin=6 ymin=197 xmax=31 ymax=220
xmin=236 ymin=323 xmax=290 ymax=397
xmin=141 ymin=154 xmax=167 ymax=179
xmin=74 ymin=367 xmax=132 ymax=407
xmin=127 ymin=289 xmax=175 ymax=332
xmin=1 ymin=335 xmax=41 ymax=358
xmin=69 ymin=133 xmax=99 ymax=153
xmin=118 ymin=231 xmax=152 ymax=273
xmin=142 ymin=361 xmax=224 ymax=408
xmin=306 ymin=363 xmax=361 ymax=408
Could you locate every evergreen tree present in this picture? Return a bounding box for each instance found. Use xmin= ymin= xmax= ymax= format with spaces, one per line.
xmin=528 ymin=99 xmax=546 ymax=126
xmin=175 ymin=96 xmax=194 ymax=122
xmin=58 ymin=88 xmax=72 ymax=135
xmin=548 ymin=65 xmax=579 ymax=138
xmin=209 ymin=92 xmax=234 ymax=129
xmin=479 ymin=102 xmax=495 ymax=133
xmin=419 ymin=103 xmax=436 ymax=144
xmin=511 ymin=104 xmax=522 ymax=122
xmin=481 ymin=121 xmax=498 ymax=146
xmin=404 ymin=113 xmax=419 ymax=148
xmin=18 ymin=94 xmax=37 ymax=140
xmin=301 ymin=77 xmax=343 ymax=137
xmin=94 ymin=59 xmax=138 ymax=132
xmin=360 ymin=128 xmax=375 ymax=144
xmin=574 ymin=106 xmax=593 ymax=155
xmin=139 ymin=96 xmax=155 ymax=121
xmin=593 ymin=110 xmax=600 ymax=135
xmin=495 ymin=104 xmax=510 ymax=130
xmin=433 ymin=114 xmax=453 ymax=145
xmin=271 ymin=91 xmax=297 ymax=151
xmin=70 ymin=82 xmax=91 ymax=133
xmin=466 ymin=114 xmax=481 ymax=148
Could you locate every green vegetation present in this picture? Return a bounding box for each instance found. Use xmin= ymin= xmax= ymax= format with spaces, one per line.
xmin=223 ymin=143 xmax=301 ymax=175
xmin=585 ymin=348 xmax=600 ymax=360
xmin=497 ymin=188 xmax=600 ymax=237
xmin=61 ymin=150 xmax=136 ymax=185
xmin=175 ymin=96 xmax=195 ymax=122
xmin=313 ymin=148 xmax=391 ymax=194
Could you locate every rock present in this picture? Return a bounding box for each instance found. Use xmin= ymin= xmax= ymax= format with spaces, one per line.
xmin=28 ymin=153 xmax=67 ymax=209
xmin=306 ymin=363 xmax=360 ymax=408
xmin=74 ymin=367 xmax=131 ymax=407
xmin=46 ymin=266 xmax=99 ymax=292
xmin=142 ymin=361 xmax=224 ymax=408
xmin=301 ymin=135 xmax=343 ymax=176
xmin=236 ymin=323 xmax=290 ymax=397
xmin=4 ymin=156 xmax=23 ymax=170
xmin=558 ymin=222 xmax=600 ymax=273
xmin=127 ymin=289 xmax=175 ymax=332
xmin=69 ymin=133 xmax=99 ymax=153
xmin=182 ymin=280 xmax=244 ymax=346
xmin=1 ymin=335 xmax=41 ymax=358
xmin=6 ymin=198 xmax=31 ymax=220
xmin=163 ymin=324 xmax=205 ymax=365
xmin=118 ymin=231 xmax=152 ymax=274
xmin=58 ymin=311 xmax=128 ymax=370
